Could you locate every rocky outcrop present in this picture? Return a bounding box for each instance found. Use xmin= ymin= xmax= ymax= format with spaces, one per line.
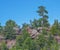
xmin=26 ymin=27 xmax=50 ymax=38
xmin=13 ymin=27 xmax=22 ymax=35
xmin=27 ymin=27 xmax=40 ymax=38
xmin=6 ymin=40 xmax=16 ymax=49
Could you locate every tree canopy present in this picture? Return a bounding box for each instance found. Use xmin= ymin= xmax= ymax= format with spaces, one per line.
xmin=0 ymin=6 xmax=60 ymax=50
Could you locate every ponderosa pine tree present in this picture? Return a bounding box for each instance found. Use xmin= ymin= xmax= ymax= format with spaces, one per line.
xmin=30 ymin=19 xmax=39 ymax=28
xmin=4 ymin=20 xmax=18 ymax=39
xmin=37 ymin=6 xmax=50 ymax=27
xmin=51 ymin=19 xmax=60 ymax=35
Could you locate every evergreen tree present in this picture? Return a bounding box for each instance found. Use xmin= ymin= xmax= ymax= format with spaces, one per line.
xmin=4 ymin=20 xmax=18 ymax=39
xmin=0 ymin=23 xmax=3 ymax=34
xmin=37 ymin=6 xmax=50 ymax=27
xmin=0 ymin=42 xmax=8 ymax=50
xmin=51 ymin=19 xmax=60 ymax=35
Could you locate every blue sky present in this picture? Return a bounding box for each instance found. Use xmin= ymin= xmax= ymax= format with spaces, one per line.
xmin=0 ymin=0 xmax=60 ymax=26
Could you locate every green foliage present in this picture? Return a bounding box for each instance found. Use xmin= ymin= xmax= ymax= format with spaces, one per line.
xmin=16 ymin=29 xmax=41 ymax=50
xmin=9 ymin=47 xmax=16 ymax=50
xmin=30 ymin=18 xmax=50 ymax=28
xmin=0 ymin=6 xmax=60 ymax=50
xmin=42 ymin=29 xmax=48 ymax=35
xmin=30 ymin=19 xmax=39 ymax=28
xmin=0 ymin=42 xmax=8 ymax=50
xmin=50 ymin=20 xmax=60 ymax=35
xmin=37 ymin=34 xmax=47 ymax=49
xmin=37 ymin=6 xmax=50 ymax=27
xmin=22 ymin=23 xmax=29 ymax=29
xmin=16 ymin=29 xmax=31 ymax=50
xmin=0 ymin=23 xmax=3 ymax=34
xmin=37 ymin=6 xmax=48 ymax=16
xmin=4 ymin=20 xmax=18 ymax=39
